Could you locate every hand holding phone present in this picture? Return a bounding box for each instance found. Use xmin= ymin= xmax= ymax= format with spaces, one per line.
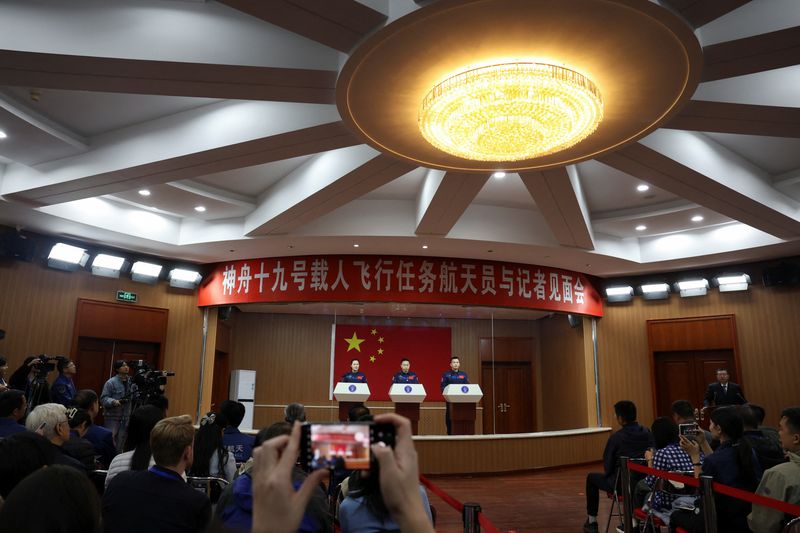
xmin=299 ymin=422 xmax=395 ymax=471
xmin=678 ymin=422 xmax=700 ymax=439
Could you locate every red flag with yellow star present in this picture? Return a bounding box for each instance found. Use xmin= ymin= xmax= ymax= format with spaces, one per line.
xmin=331 ymin=324 xmax=451 ymax=401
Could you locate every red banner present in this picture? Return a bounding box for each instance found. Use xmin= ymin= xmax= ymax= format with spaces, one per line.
xmin=197 ymin=254 xmax=603 ymax=317
xmin=331 ymin=324 xmax=452 ymax=402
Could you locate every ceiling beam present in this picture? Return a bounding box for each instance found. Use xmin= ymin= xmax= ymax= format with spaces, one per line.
xmin=666 ymin=100 xmax=800 ymax=137
xmin=702 ymin=25 xmax=800 ymax=82
xmin=598 ymin=132 xmax=800 ymax=239
xmin=659 ymin=0 xmax=751 ymax=28
xmin=0 ymin=49 xmax=337 ymax=104
xmin=415 ymin=171 xmax=489 ymax=235
xmin=245 ymin=146 xmax=416 ymax=236
xmin=4 ymin=120 xmax=360 ymax=206
xmin=219 ymin=0 xmax=387 ymax=53
xmin=519 ymin=167 xmax=595 ymax=250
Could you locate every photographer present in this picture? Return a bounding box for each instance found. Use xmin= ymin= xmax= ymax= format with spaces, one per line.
xmin=52 ymin=358 xmax=78 ymax=407
xmin=101 ymin=360 xmax=137 ymax=451
xmin=8 ymin=355 xmax=51 ymax=409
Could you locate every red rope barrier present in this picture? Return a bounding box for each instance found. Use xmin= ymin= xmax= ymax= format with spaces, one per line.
xmin=419 ymin=474 xmax=503 ymax=533
xmin=626 ymin=460 xmax=800 ymax=517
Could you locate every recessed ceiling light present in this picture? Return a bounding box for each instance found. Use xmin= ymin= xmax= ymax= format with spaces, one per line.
xmin=636 ymin=184 xmax=650 ymax=192
xmin=353 ymin=244 xmax=359 ymax=248
xmin=635 ymin=225 xmax=647 ymax=231
xmin=194 ymin=205 xmax=206 ymax=212
xmin=138 ymin=189 xmax=151 ymax=197
xmin=691 ymin=215 xmax=704 ymax=222
xmin=422 ymin=245 xmax=428 ymax=249
xmin=0 ymin=130 xmax=7 ymax=140
xmin=492 ymin=171 xmax=506 ymax=179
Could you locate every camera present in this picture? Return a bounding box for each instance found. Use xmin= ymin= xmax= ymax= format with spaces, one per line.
xmin=127 ymin=359 xmax=175 ymax=403
xmin=299 ymin=421 xmax=395 ymax=471
xmin=30 ymin=354 xmax=68 ymax=375
xmin=679 ymin=422 xmax=700 ymax=438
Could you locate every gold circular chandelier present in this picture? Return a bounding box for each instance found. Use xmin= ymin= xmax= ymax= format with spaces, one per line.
xmin=418 ymin=62 xmax=604 ymax=161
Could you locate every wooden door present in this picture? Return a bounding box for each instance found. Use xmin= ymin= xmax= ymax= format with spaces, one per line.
xmin=482 ymin=362 xmax=534 ymax=434
xmin=73 ymin=337 xmax=160 ymax=399
xmin=654 ymin=349 xmax=737 ymax=418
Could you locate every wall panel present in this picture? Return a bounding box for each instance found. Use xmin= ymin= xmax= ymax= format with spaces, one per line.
xmin=540 ymin=315 xmax=590 ymax=430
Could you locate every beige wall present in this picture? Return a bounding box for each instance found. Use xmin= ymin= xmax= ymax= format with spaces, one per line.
xmin=0 ymin=258 xmax=213 ymax=420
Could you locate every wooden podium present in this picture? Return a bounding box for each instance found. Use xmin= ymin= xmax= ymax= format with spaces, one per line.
xmin=333 ymin=382 xmax=370 ymax=421
xmin=389 ymin=384 xmax=427 ymax=434
xmin=443 ymin=384 xmax=483 ymax=435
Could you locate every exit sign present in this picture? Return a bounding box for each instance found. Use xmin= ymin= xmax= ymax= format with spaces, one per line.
xmin=116 ymin=290 xmax=138 ymax=303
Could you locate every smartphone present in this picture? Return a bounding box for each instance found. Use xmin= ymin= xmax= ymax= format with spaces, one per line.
xmin=299 ymin=422 xmax=395 ymax=471
xmin=678 ymin=422 xmax=700 ymax=438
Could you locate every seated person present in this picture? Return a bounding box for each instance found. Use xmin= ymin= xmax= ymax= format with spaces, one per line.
xmin=0 ymin=389 xmax=27 ymax=438
xmin=188 ymin=412 xmax=237 ymax=483
xmin=748 ymin=406 xmax=800 ymax=533
xmin=676 ymin=406 xmax=762 ymax=533
xmin=748 ymin=403 xmax=782 ymax=449
xmin=584 ymin=400 xmax=654 ymax=532
xmin=643 ymin=417 xmax=700 ymax=514
xmin=671 ymin=399 xmax=713 ymax=446
xmin=284 ymin=402 xmax=307 ymax=424
xmin=102 ymin=415 xmax=211 ymax=533
xmin=0 ymin=431 xmax=56 ymax=499
xmin=62 ymin=407 xmax=98 ymax=471
xmin=221 ymin=399 xmax=256 ymax=463
xmin=73 ymin=389 xmax=117 ymax=468
xmin=105 ymin=405 xmax=164 ymax=487
xmin=741 ymin=404 xmax=787 ymax=471
xmin=216 ymin=421 xmax=332 ymax=533
xmin=24 ymin=402 xmax=87 ymax=472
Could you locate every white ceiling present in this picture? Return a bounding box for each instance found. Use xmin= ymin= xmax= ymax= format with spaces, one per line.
xmin=0 ymin=0 xmax=799 ymax=280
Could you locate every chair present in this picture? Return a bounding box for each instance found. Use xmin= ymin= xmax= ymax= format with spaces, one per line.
xmin=186 ymin=476 xmax=229 ymax=504
xmin=89 ymin=469 xmax=108 ymax=496
xmin=784 ymin=517 xmax=800 ymax=533
xmin=634 ymin=477 xmax=667 ymax=532
xmin=605 ymin=469 xmax=624 ymax=533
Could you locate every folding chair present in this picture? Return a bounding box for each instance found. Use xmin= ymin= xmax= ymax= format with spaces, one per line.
xmin=605 ymin=469 xmax=624 ymax=533
xmin=186 ymin=476 xmax=230 ymax=504
xmin=634 ymin=478 xmax=667 ymax=532
xmin=784 ymin=517 xmax=800 ymax=533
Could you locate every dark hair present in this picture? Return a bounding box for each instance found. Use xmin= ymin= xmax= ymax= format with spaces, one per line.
xmin=450 ymin=356 xmax=460 ymax=362
xmin=348 ymin=404 xmax=371 ymax=422
xmin=56 ymin=358 xmax=72 ymax=374
xmin=0 ymin=465 xmax=101 ymax=533
xmin=739 ymin=405 xmax=760 ymax=430
xmin=671 ymin=400 xmax=695 ymax=420
xmin=350 ymin=358 xmax=360 ymax=365
xmin=73 ymin=389 xmax=98 ymax=411
xmin=112 ymin=360 xmax=128 ymax=371
xmin=614 ymin=400 xmax=637 ymax=423
xmin=349 ymin=463 xmax=389 ymax=522
xmin=0 ymin=389 xmax=25 ymax=417
xmin=0 ymin=356 xmax=6 ymax=367
xmin=144 ymin=395 xmax=169 ymax=414
xmin=716 ymin=368 xmax=729 ymax=374
xmin=781 ymin=407 xmax=800 ymax=435
xmin=284 ymin=402 xmax=306 ymax=424
xmin=256 ymin=422 xmax=292 ymax=447
xmin=710 ymin=407 xmax=757 ymax=486
xmin=748 ymin=404 xmax=766 ymax=425
xmin=67 ymin=408 xmax=92 ymax=430
xmin=220 ymin=400 xmax=246 ymax=427
xmin=125 ymin=405 xmax=165 ymax=470
xmin=189 ymin=412 xmax=230 ymax=478
xmin=7 ymin=356 xmax=35 ymax=390
xmin=400 ymin=358 xmax=410 ymax=364
xmin=651 ymin=417 xmax=679 ymax=449
xmin=0 ymin=431 xmax=56 ymax=498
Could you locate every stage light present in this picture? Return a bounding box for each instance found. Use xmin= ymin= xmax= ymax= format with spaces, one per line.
xmin=676 ymin=278 xmax=708 ymax=297
xmin=640 ymin=282 xmax=670 ymax=300
xmin=131 ymin=261 xmax=162 ymax=284
xmin=91 ymin=254 xmax=126 ymax=278
xmin=47 ymin=243 xmax=89 ymax=271
xmin=715 ymin=274 xmax=750 ymax=292
xmin=168 ymin=268 xmax=202 ymax=289
xmin=605 ymin=285 xmax=633 ymax=303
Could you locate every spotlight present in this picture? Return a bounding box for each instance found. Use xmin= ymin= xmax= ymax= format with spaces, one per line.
xmin=676 ymin=278 xmax=708 ymax=298
xmin=605 ymin=285 xmax=633 ymax=303
xmin=636 ymin=184 xmax=650 ymax=192
xmin=715 ymin=274 xmax=750 ymax=292
xmin=131 ymin=261 xmax=162 ymax=284
xmin=91 ymin=254 xmax=126 ymax=278
xmin=47 ymin=243 xmax=89 ymax=271
xmin=640 ymin=282 xmax=670 ymax=300
xmin=168 ymin=268 xmax=202 ymax=289
xmin=492 ymin=171 xmax=507 ymax=179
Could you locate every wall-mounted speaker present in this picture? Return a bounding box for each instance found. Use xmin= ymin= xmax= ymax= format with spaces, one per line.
xmin=762 ymin=263 xmax=800 ymax=287
xmin=0 ymin=232 xmax=36 ymax=262
xmin=219 ymin=306 xmax=234 ymax=321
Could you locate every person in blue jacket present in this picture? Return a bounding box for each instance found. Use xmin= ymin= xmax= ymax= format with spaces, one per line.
xmin=51 ymin=359 xmax=77 ymax=407
xmin=341 ymin=359 xmax=367 ymax=383
xmin=391 ymin=359 xmax=419 ymax=384
xmin=440 ymin=356 xmax=469 ymax=435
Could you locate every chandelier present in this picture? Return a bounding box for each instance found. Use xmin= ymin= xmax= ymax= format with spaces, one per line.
xmin=418 ymin=62 xmax=604 ymax=161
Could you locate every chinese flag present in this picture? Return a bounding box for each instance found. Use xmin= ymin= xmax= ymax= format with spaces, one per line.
xmin=331 ymin=324 xmax=452 ymax=402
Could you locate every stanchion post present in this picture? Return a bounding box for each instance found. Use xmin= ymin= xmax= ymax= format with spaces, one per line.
xmin=463 ymin=502 xmax=481 ymax=533
xmin=620 ymin=457 xmax=634 ymax=533
xmin=700 ymin=475 xmax=717 ymax=533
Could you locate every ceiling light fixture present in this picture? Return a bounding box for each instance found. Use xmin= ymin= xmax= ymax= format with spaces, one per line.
xmin=138 ymin=189 xmax=151 ymax=197
xmin=691 ymin=215 xmax=704 ymax=222
xmin=169 ymin=268 xmax=202 ymax=289
xmin=131 ymin=261 xmax=162 ymax=284
xmin=47 ymin=243 xmax=89 ymax=271
xmin=418 ymin=62 xmax=603 ymax=161
xmin=492 ymin=171 xmax=506 ymax=179
xmin=676 ymin=278 xmax=708 ymax=297
xmin=715 ymin=274 xmax=750 ymax=292
xmin=636 ymin=184 xmax=650 ymax=192
xmin=641 ymin=282 xmax=670 ymax=300
xmin=422 ymin=245 xmax=429 ymax=249
xmin=605 ymin=285 xmax=634 ymax=303
xmin=0 ymin=130 xmax=7 ymax=139
xmin=353 ymin=244 xmax=359 ymax=248
xmin=635 ymin=225 xmax=647 ymax=231
xmin=194 ymin=205 xmax=206 ymax=213
xmin=91 ymin=254 xmax=126 ymax=278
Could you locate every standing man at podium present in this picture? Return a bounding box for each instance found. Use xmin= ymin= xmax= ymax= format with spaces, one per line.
xmin=341 ymin=358 xmax=367 ymax=383
xmin=392 ymin=358 xmax=419 ymax=384
xmin=440 ymin=356 xmax=469 ymax=435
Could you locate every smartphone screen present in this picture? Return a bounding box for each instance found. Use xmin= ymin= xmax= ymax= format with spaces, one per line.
xmin=308 ymin=423 xmax=371 ymax=470
xmin=678 ymin=422 xmax=699 ymax=437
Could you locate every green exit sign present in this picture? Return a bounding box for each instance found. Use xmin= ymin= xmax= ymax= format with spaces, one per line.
xmin=116 ymin=290 xmax=138 ymax=303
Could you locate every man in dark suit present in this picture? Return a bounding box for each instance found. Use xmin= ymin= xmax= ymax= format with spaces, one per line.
xmin=102 ymin=415 xmax=211 ymax=533
xmin=703 ymin=368 xmax=746 ymax=407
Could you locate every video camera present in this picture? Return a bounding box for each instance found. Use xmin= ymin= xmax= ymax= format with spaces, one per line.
xmin=127 ymin=359 xmax=175 ymax=403
xmin=30 ymin=354 xmax=69 ymax=375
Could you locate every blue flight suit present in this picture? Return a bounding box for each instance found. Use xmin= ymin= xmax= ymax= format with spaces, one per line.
xmin=391 ymin=371 xmax=419 ymax=384
xmin=440 ymin=370 xmax=469 ymax=435
xmin=51 ymin=374 xmax=77 ymax=406
xmin=341 ymin=372 xmax=367 ymax=383
xmin=223 ymin=426 xmax=256 ymax=463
